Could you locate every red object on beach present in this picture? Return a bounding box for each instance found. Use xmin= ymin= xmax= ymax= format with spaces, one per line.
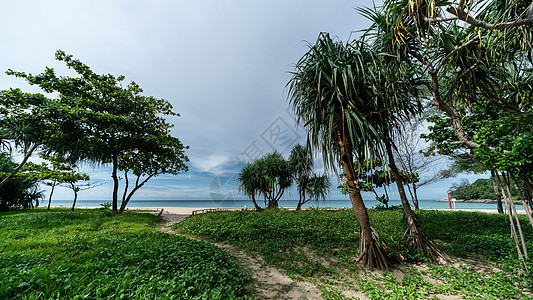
xmin=448 ymin=193 xmax=452 ymax=209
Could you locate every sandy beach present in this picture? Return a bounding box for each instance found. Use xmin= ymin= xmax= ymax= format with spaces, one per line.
xmin=54 ymin=205 xmax=527 ymax=216
xmin=124 ymin=206 xmax=528 ymax=215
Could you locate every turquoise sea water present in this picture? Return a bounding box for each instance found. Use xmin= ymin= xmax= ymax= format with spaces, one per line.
xmin=45 ymin=199 xmax=522 ymax=210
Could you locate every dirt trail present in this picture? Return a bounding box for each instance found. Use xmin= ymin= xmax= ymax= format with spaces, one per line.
xmin=154 ymin=211 xmax=324 ymax=300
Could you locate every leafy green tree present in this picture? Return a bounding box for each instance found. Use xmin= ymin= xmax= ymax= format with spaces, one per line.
xmin=288 ymin=144 xmax=330 ymax=210
xmin=288 ymin=33 xmax=398 ymax=270
xmin=449 ymin=178 xmax=518 ymax=201
xmin=118 ymin=135 xmax=188 ymax=213
xmin=31 ymin=155 xmax=89 ymax=210
xmin=7 ymin=51 xmax=189 ymax=213
xmin=361 ymin=0 xmax=533 ymax=266
xmin=338 ymin=159 xmax=415 ymax=209
xmin=0 ymin=89 xmax=71 ymax=189
xmin=0 ymin=152 xmax=43 ymax=211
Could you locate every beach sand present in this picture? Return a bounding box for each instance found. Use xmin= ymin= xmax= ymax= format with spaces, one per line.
xmin=125 ymin=207 xmax=527 ymax=215
xmin=56 ymin=206 xmax=527 ymax=215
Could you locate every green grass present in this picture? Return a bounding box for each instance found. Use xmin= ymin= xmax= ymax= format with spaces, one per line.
xmin=174 ymin=208 xmax=533 ymax=299
xmin=0 ymin=208 xmax=249 ymax=299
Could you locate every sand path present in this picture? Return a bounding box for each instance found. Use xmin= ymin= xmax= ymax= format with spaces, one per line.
xmin=151 ymin=209 xmax=324 ymax=300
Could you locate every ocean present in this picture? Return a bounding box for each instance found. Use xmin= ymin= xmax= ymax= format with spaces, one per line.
xmin=44 ymin=199 xmax=524 ymax=210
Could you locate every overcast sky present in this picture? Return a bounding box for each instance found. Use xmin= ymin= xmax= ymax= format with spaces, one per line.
xmin=0 ymin=0 xmax=485 ymax=203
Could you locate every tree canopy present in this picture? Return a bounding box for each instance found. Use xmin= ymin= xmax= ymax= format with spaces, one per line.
xmin=4 ymin=50 xmax=189 ymax=212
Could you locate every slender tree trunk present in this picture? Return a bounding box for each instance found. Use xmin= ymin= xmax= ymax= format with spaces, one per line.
xmin=502 ymin=173 xmax=529 ymax=259
xmin=413 ymin=183 xmax=420 ymax=210
xmin=510 ymin=173 xmax=533 ymax=229
xmin=250 ymin=194 xmax=261 ymax=211
xmin=296 ymin=184 xmax=303 ymax=211
xmin=47 ymin=180 xmax=57 ymax=210
xmin=70 ymin=183 xmax=78 ymax=211
xmin=121 ymin=171 xmax=129 ymax=206
xmin=111 ymin=152 xmax=119 ymax=213
xmin=495 ymin=171 xmax=526 ymax=268
xmin=336 ymin=127 xmax=392 ymax=271
xmin=491 ymin=170 xmax=504 ymax=214
xmin=119 ymin=174 xmax=154 ymax=213
xmin=0 ymin=143 xmax=39 ymax=189
xmin=383 ymin=186 xmax=390 ymax=209
xmin=384 ymin=134 xmax=450 ymax=263
xmin=519 ymin=172 xmax=533 ymax=211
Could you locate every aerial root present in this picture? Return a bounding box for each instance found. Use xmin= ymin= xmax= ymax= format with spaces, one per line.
xmin=356 ymin=228 xmax=397 ymax=271
xmin=404 ymin=224 xmax=451 ymax=264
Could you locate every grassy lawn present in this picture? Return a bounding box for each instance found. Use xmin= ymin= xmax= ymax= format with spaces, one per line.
xmin=0 ymin=208 xmax=249 ymax=299
xmin=175 ymin=208 xmax=533 ymax=299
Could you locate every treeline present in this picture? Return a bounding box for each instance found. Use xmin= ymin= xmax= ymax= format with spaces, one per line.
xmin=449 ymin=178 xmax=518 ymax=201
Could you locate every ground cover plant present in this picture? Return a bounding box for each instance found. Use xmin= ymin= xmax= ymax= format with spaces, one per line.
xmin=175 ymin=209 xmax=533 ymax=299
xmin=0 ymin=208 xmax=249 ymax=299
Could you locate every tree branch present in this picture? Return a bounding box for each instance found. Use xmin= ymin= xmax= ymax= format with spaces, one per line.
xmin=447 ymin=6 xmax=533 ymax=30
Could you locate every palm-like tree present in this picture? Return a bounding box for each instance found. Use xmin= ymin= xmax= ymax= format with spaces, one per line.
xmin=361 ymin=3 xmax=452 ymax=263
xmin=288 ymin=144 xmax=330 ymax=210
xmin=238 ymin=162 xmax=262 ymax=211
xmin=288 ymin=33 xmax=396 ymax=270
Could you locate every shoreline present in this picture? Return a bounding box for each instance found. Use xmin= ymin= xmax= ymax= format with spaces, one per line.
xmin=436 ymin=198 xmax=522 ymax=205
xmin=50 ymin=206 xmax=527 ymax=215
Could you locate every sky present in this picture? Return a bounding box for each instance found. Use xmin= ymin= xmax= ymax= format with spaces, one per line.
xmin=0 ymin=0 xmax=487 ymax=203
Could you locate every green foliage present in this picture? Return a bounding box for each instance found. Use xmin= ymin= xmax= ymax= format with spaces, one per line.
xmin=6 ymin=51 xmax=189 ymax=212
xmin=176 ymin=209 xmax=533 ymax=298
xmin=288 ymin=144 xmax=330 ymax=208
xmin=238 ymin=151 xmax=292 ymax=208
xmin=448 ymin=178 xmax=518 ymax=200
xmin=0 ymin=152 xmax=42 ymax=211
xmin=0 ymin=209 xmax=249 ymax=299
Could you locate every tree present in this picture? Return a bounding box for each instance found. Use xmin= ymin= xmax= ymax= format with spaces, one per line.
xmin=0 ymin=89 xmax=71 ymax=189
xmin=118 ymin=135 xmax=188 ymax=213
xmin=361 ymin=0 xmax=532 ymax=267
xmin=7 ymin=51 xmax=189 ymax=213
xmin=237 ymin=151 xmax=293 ymax=209
xmin=255 ymin=152 xmax=292 ymax=208
xmin=338 ymin=158 xmax=415 ymax=209
xmin=392 ymin=116 xmax=449 ymax=209
xmin=33 ymin=155 xmax=89 ymax=210
xmin=288 ymin=144 xmax=330 ymax=210
xmin=288 ymin=33 xmax=397 ymax=270
xmin=237 ymin=162 xmax=263 ymax=211
xmin=0 ymin=152 xmax=43 ymax=211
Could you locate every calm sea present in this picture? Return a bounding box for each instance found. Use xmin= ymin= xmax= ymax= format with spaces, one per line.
xmin=44 ymin=199 xmax=524 ymax=210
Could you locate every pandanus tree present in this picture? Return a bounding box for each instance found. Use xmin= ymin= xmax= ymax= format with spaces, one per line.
xmin=238 ymin=162 xmax=263 ymax=211
xmin=360 ymin=0 xmax=533 ymax=266
xmin=288 ymin=33 xmax=398 ymax=270
xmin=288 ymin=144 xmax=330 ymax=210
xmin=238 ymin=151 xmax=292 ymax=209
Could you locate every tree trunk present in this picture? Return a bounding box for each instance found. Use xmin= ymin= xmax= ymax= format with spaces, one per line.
xmin=47 ymin=180 xmax=57 ymax=210
xmin=119 ymin=174 xmax=154 ymax=213
xmin=0 ymin=143 xmax=39 ymax=189
xmin=336 ymin=128 xmax=392 ymax=271
xmin=490 ymin=170 xmax=504 ymax=214
xmin=510 ymin=173 xmax=533 ymax=229
xmin=250 ymin=194 xmax=262 ymax=211
xmin=495 ymin=171 xmax=527 ymax=268
xmin=384 ymin=134 xmax=450 ymax=263
xmin=70 ymin=183 xmax=78 ymax=211
xmin=413 ymin=183 xmax=420 ymax=210
xmin=111 ymin=152 xmax=119 ymax=213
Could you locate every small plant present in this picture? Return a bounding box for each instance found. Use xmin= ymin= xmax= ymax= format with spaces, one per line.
xmin=100 ymin=202 xmax=112 ymax=209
